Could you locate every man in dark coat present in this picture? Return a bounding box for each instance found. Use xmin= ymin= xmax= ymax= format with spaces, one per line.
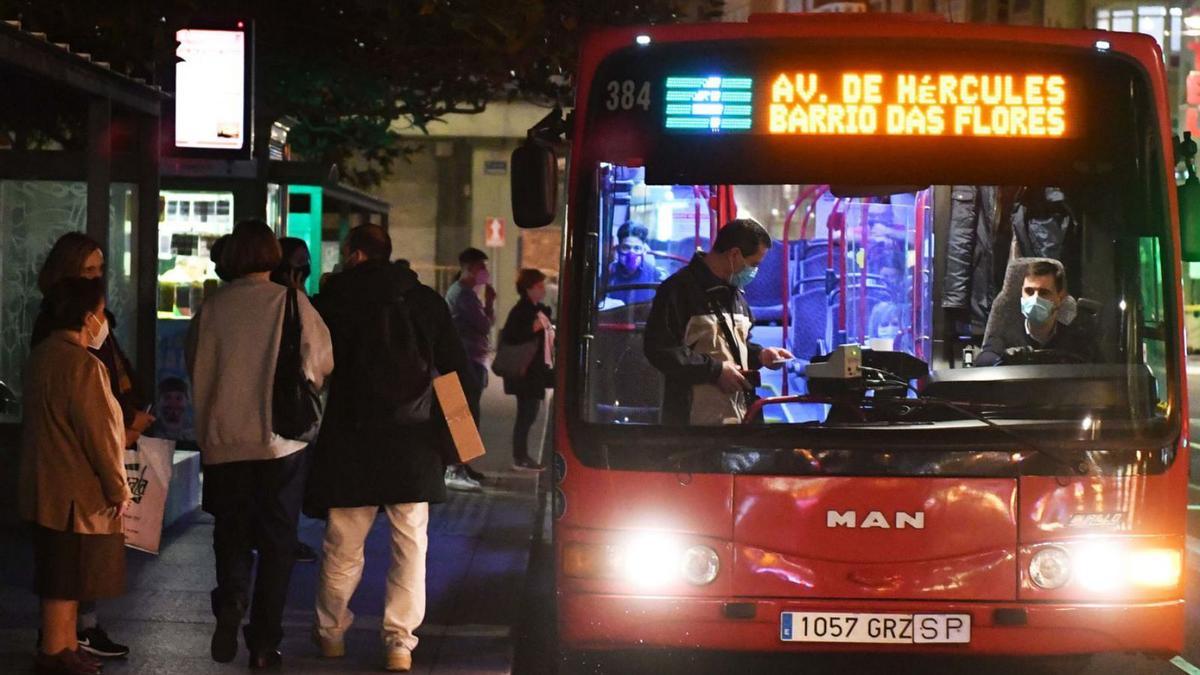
xmin=305 ymin=224 xmax=474 ymax=672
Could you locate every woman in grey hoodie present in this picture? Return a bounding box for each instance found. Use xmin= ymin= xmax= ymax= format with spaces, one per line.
xmin=185 ymin=220 xmax=333 ymax=670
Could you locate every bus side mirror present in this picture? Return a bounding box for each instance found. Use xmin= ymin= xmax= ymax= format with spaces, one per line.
xmin=511 ymin=141 xmax=557 ymax=229
xmin=1180 ymin=178 xmax=1200 ymax=261
xmin=1177 ymin=132 xmax=1200 ymax=261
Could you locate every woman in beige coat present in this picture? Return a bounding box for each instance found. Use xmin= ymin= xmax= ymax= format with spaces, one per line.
xmin=19 ymin=277 xmax=132 ymax=675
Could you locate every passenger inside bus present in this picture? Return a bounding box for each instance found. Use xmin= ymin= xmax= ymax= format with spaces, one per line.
xmin=604 ymin=221 xmax=667 ymax=305
xmin=975 ymin=258 xmax=1098 ymax=366
xmin=643 ymin=218 xmax=793 ymax=426
xmin=866 ymin=301 xmax=903 ymax=352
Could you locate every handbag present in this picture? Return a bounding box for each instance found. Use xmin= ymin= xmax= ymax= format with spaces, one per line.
xmin=492 ymin=339 xmax=540 ymax=379
xmin=272 ymin=288 xmax=322 ymax=441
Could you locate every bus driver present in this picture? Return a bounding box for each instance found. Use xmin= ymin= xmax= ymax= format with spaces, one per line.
xmin=976 ymin=259 xmax=1097 ymax=366
xmin=644 ymin=218 xmax=793 ymax=425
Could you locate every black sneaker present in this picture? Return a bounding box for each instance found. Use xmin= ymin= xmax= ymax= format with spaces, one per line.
xmin=78 ymin=625 xmax=129 ymax=658
xmin=463 ymin=464 xmax=487 ymax=482
xmin=295 ymin=541 xmax=318 ymax=563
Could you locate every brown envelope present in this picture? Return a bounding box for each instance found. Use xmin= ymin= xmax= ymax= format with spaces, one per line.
xmin=433 ymin=372 xmax=486 ymax=463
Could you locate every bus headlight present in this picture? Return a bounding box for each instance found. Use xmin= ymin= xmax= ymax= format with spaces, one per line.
xmin=1029 ymin=546 xmax=1071 ymax=589
xmin=1125 ymin=548 xmax=1181 ymax=588
xmin=618 ymin=534 xmax=680 ymax=587
xmin=680 ymin=545 xmax=720 ymax=585
xmin=1029 ymin=544 xmax=1181 ymax=593
xmin=562 ymin=536 xmax=721 ymax=587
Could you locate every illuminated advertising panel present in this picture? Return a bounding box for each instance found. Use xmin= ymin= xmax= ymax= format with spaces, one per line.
xmin=175 ymin=29 xmax=246 ymax=150
xmin=662 ymin=70 xmax=1070 ymax=138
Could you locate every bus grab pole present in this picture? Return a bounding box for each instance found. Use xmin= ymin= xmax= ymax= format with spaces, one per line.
xmin=859 ymin=200 xmax=871 ymax=341
xmin=913 ymin=190 xmax=929 ymax=359
xmin=780 ymin=185 xmax=826 ymax=394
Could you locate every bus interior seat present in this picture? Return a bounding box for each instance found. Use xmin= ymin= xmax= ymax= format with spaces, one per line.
xmin=828 ymin=285 xmax=896 ymax=341
xmin=746 ymin=243 xmax=786 ymax=324
xmin=800 ymin=243 xmax=832 ymax=278
xmin=791 ymin=288 xmax=830 ymax=361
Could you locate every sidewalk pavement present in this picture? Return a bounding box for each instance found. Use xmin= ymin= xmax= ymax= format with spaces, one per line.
xmin=0 ymin=379 xmax=548 ymax=674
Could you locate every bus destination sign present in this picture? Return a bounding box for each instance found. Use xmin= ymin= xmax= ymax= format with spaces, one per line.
xmin=769 ymin=72 xmax=1067 ymax=137
xmin=661 ymin=71 xmax=1070 ymax=138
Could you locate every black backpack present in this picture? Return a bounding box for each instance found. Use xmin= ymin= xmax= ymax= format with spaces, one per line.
xmin=349 ymin=271 xmax=434 ymax=426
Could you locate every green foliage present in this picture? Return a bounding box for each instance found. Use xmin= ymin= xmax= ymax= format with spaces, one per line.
xmin=0 ymin=0 xmax=719 ymax=186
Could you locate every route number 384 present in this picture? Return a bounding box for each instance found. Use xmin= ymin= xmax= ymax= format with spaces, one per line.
xmin=606 ymin=80 xmax=651 ymax=111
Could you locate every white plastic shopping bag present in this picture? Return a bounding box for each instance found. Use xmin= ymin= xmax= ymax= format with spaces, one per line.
xmin=122 ymin=436 xmax=176 ymax=554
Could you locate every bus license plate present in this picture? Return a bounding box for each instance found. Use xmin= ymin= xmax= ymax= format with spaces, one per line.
xmin=780 ymin=612 xmax=971 ymax=644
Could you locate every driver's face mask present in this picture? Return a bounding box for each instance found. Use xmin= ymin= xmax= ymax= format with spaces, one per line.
xmin=1021 ymin=294 xmax=1056 ymax=325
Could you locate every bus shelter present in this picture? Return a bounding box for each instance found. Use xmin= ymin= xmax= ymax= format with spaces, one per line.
xmin=0 ymin=20 xmax=166 ymax=515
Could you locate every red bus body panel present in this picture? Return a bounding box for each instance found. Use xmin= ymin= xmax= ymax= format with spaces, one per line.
xmin=553 ymin=15 xmax=1188 ymax=658
xmin=731 ymin=477 xmax=1018 ymax=600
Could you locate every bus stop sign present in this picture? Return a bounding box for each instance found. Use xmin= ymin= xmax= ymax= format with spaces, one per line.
xmin=485 ymin=217 xmax=506 ymax=247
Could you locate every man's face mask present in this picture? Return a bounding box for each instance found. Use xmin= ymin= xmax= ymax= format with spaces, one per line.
xmin=1021 ymin=294 xmax=1055 ymax=325
xmin=730 ymin=251 xmax=759 ymax=289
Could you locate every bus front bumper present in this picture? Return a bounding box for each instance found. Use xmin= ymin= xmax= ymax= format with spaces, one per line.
xmin=558 ymin=594 xmax=1185 ymax=655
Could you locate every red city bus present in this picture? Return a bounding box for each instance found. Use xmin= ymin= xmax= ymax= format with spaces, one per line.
xmin=512 ymin=14 xmax=1190 ymax=664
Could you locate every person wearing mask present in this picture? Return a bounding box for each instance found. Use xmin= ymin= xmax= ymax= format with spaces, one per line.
xmin=306 ymin=224 xmax=475 ymax=672
xmin=499 ymin=269 xmax=555 ymax=470
xmin=443 ymin=248 xmax=492 ymax=491
xmin=867 ymin=301 xmax=904 ymax=351
xmin=31 ymin=232 xmax=149 ymax=661
xmin=20 ymin=277 xmax=131 ymax=675
xmin=644 ymin=218 xmax=793 ymax=426
xmin=977 ymin=259 xmax=1096 ymax=366
xmin=605 ymin=221 xmax=666 ymax=305
xmin=270 ymin=237 xmax=313 ymax=290
xmin=186 ymin=221 xmax=334 ymax=669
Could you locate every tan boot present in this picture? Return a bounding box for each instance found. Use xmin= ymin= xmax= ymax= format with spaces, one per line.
xmin=311 ymin=629 xmax=345 ymax=658
xmin=384 ymin=646 xmax=412 ymax=672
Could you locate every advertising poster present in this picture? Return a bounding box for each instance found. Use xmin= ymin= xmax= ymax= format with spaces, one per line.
xmin=151 ymin=318 xmax=196 ymax=447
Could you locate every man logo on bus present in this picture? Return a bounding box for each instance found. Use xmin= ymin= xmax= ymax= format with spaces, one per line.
xmin=826 ymin=510 xmax=925 ymax=529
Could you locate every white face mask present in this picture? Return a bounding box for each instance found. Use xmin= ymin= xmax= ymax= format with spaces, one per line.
xmin=86 ymin=313 xmax=109 ymax=350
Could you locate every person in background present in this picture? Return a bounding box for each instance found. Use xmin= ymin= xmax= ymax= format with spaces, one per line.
xmin=443 ymin=248 xmax=492 ymax=492
xmin=20 ymin=277 xmax=131 ymax=675
xmin=306 ymin=224 xmax=474 ymax=673
xmin=210 ymin=234 xmax=233 ymax=283
xmin=146 ymin=377 xmax=191 ymax=441
xmin=269 ymin=237 xmax=322 ymax=565
xmin=271 ymin=238 xmax=312 ymax=290
xmin=31 ymin=232 xmax=149 ymax=661
xmin=499 ymin=269 xmax=554 ymax=470
xmin=186 ymin=221 xmax=334 ymax=669
xmin=605 ymin=221 xmax=666 ymax=305
xmin=867 ymin=301 xmax=903 ymax=350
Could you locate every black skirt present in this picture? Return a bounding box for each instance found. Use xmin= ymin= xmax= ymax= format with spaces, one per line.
xmin=32 ymin=525 xmax=126 ymax=601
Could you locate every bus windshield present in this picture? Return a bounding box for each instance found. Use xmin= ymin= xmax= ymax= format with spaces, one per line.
xmin=581 ymin=173 xmax=1172 ymax=441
